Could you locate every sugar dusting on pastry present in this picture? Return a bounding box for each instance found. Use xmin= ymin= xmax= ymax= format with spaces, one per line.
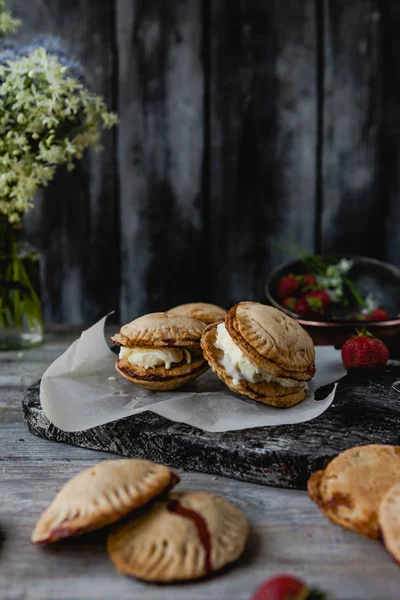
xmin=214 ymin=322 xmax=306 ymax=389
xmin=119 ymin=346 xmax=192 ymax=370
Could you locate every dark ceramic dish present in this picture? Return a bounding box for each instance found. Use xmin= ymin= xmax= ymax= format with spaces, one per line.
xmin=265 ymin=256 xmax=400 ymax=349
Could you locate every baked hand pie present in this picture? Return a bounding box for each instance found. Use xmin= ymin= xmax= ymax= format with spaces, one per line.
xmin=168 ymin=302 xmax=226 ymax=325
xmin=201 ymin=302 xmax=315 ymax=407
xmin=32 ymin=459 xmax=179 ymax=544
xmin=379 ymin=482 xmax=400 ymax=563
xmin=107 ymin=491 xmax=248 ymax=582
xmin=112 ymin=312 xmax=208 ymax=391
xmin=308 ymin=445 xmax=400 ymax=538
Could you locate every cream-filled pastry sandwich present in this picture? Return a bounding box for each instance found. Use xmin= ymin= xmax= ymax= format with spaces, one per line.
xmin=112 ymin=312 xmax=208 ymax=391
xmin=201 ymin=302 xmax=315 ymax=407
xmin=168 ymin=302 xmax=226 ymax=325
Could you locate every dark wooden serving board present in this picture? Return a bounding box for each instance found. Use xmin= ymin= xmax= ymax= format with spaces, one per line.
xmin=23 ymin=363 xmax=400 ymax=490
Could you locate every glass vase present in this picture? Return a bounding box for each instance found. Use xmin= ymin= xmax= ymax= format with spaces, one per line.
xmin=0 ymin=218 xmax=43 ymax=349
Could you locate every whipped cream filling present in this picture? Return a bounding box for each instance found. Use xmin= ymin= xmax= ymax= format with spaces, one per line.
xmin=119 ymin=346 xmax=191 ymax=370
xmin=214 ymin=322 xmax=307 ymax=389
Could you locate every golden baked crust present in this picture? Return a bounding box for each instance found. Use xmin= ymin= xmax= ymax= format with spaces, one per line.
xmin=117 ymin=352 xmax=205 ymax=379
xmin=226 ymin=302 xmax=315 ymax=380
xmin=31 ymin=459 xmax=178 ymax=544
xmin=307 ymin=469 xmax=345 ymax=527
xmin=307 ymin=469 xmax=325 ymax=506
xmin=379 ymin=482 xmax=400 ymax=562
xmin=112 ymin=312 xmax=206 ymax=348
xmin=115 ymin=358 xmax=209 ymax=391
xmin=168 ymin=302 xmax=226 ymax=325
xmin=107 ymin=491 xmax=248 ymax=582
xmin=308 ymin=445 xmax=400 ymax=539
xmin=201 ymin=323 xmax=307 ymax=407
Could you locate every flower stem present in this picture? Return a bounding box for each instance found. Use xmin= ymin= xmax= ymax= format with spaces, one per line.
xmin=0 ymin=219 xmax=42 ymax=330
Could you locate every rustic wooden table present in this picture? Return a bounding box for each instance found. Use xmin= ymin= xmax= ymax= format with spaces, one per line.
xmin=1 ymin=331 xmax=399 ymax=600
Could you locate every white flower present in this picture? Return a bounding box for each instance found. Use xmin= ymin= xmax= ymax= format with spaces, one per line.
xmin=0 ymin=0 xmax=20 ymax=37
xmin=0 ymin=48 xmax=118 ymax=224
xmin=336 ymin=259 xmax=353 ymax=274
xmin=361 ymin=294 xmax=378 ymax=315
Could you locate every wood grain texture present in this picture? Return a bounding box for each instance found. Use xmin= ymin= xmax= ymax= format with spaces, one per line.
xmin=117 ymin=0 xmax=205 ymax=322
xmin=2 ymin=1 xmax=399 ymax=325
xmin=7 ymin=0 xmax=118 ymax=324
xmin=209 ymin=0 xmax=317 ymax=307
xmin=23 ymin=363 xmax=400 ymax=490
xmin=383 ymin=1 xmax=400 ymax=269
xmin=2 ymin=331 xmax=400 ymax=599
xmin=321 ymin=0 xmax=383 ymax=255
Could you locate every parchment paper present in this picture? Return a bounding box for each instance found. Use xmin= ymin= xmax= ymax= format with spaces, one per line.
xmin=40 ymin=315 xmax=347 ymax=433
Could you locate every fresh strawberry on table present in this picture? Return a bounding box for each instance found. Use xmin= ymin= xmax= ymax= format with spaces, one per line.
xmin=250 ymin=574 xmax=325 ymax=600
xmin=277 ymin=275 xmax=300 ymax=299
xmin=341 ymin=330 xmax=389 ymax=371
xmin=366 ymin=308 xmax=390 ymax=321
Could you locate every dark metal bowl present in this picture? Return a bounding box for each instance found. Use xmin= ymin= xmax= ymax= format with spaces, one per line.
xmin=265 ymin=255 xmax=400 ymax=349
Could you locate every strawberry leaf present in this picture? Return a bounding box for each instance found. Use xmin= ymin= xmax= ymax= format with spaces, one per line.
xmin=355 ymin=328 xmax=373 ymax=338
xmin=307 ymin=297 xmax=323 ymax=313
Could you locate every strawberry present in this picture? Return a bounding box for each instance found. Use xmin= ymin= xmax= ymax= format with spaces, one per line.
xmin=294 ymin=291 xmax=331 ymax=317
xmin=250 ymin=574 xmax=325 ymax=600
xmin=367 ymin=308 xmax=390 ymax=322
xmin=306 ymin=290 xmax=331 ymax=311
xmin=281 ymin=297 xmax=297 ymax=312
xmin=277 ymin=275 xmax=300 ymax=299
xmin=341 ymin=329 xmax=389 ymax=371
xmin=295 ymin=296 xmax=313 ymax=317
xmin=300 ymin=274 xmax=317 ymax=289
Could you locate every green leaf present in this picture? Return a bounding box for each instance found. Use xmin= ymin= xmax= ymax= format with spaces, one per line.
xmin=307 ymin=296 xmax=323 ymax=313
xmin=344 ymin=279 xmax=365 ymax=308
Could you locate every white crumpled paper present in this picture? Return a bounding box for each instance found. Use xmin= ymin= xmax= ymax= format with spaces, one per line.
xmin=40 ymin=315 xmax=346 ymax=433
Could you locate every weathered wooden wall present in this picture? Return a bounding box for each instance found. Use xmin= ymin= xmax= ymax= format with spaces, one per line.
xmin=6 ymin=0 xmax=399 ymax=323
xmin=116 ymin=0 xmax=205 ymax=321
xmin=321 ymin=0 xmax=383 ymax=256
xmin=209 ymin=0 xmax=317 ymax=307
